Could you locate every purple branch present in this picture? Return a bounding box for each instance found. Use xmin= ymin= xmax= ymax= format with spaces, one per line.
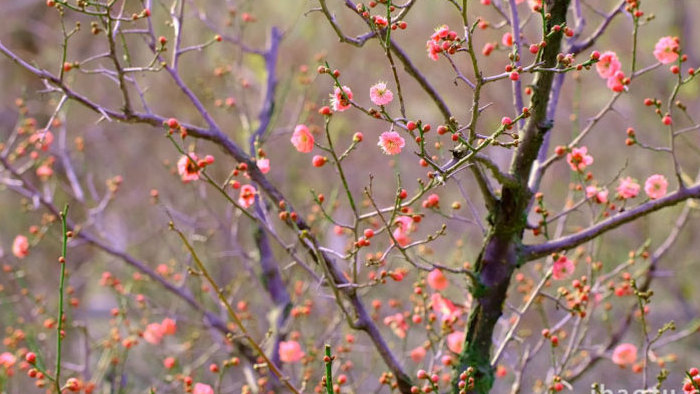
xmin=524 ymin=183 xmax=700 ymax=260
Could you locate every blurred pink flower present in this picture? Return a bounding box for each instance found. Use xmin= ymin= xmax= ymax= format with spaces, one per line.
xmin=36 ymin=164 xmax=54 ymax=179
xmin=160 ymin=318 xmax=176 ymax=335
xmin=143 ymin=323 xmax=165 ymax=345
xmin=177 ymin=154 xmax=201 ymax=183
xmin=566 ymin=146 xmax=593 ymax=172
xmin=369 ymin=82 xmax=393 ymax=106
xmin=586 ymin=186 xmax=608 ymax=204
xmin=193 ymin=383 xmax=214 ymax=394
xmin=378 ymin=131 xmax=405 ymax=155
xmin=606 ymin=70 xmax=626 ymax=93
xmin=238 ymin=184 xmax=257 ymax=208
xmin=431 ymin=293 xmax=462 ymax=322
xmin=596 ymin=51 xmax=621 ymax=79
xmin=447 ymin=331 xmax=464 ymax=354
xmin=12 ymin=235 xmax=29 ymax=259
xmin=653 ymin=36 xmax=679 ymax=64
xmin=0 ymin=352 xmax=16 ymax=368
xmin=257 ymin=158 xmax=270 ymax=174
xmin=384 ymin=313 xmax=408 ymax=339
xmin=552 ymin=256 xmax=575 ymax=280
xmin=291 ymin=124 xmax=314 ymax=153
xmin=617 ymin=177 xmax=640 ymax=199
xmin=279 ymin=340 xmax=305 ymax=363
xmin=410 ymin=346 xmax=426 ymax=363
xmin=427 ymin=269 xmax=449 ymax=291
xmin=644 ymin=174 xmax=668 ymax=200
xmin=331 ymin=86 xmax=353 ymax=112
xmin=611 ymin=343 xmax=637 ymax=367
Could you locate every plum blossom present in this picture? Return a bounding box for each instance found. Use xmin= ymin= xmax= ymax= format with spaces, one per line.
xmin=143 ymin=323 xmax=165 ymax=345
xmin=0 ymin=352 xmax=16 ymax=369
xmin=586 ymin=186 xmax=609 ymax=204
xmin=160 ymin=318 xmax=176 ymax=335
xmin=595 ymin=51 xmax=621 ymax=79
xmin=279 ymin=340 xmax=305 ymax=363
xmin=617 ymin=177 xmax=640 ymax=199
xmin=644 ymin=174 xmax=668 ymax=200
xmin=426 ymin=40 xmax=441 ymax=61
xmin=427 ymin=269 xmax=449 ymax=291
xmin=177 ymin=153 xmax=201 ymax=183
xmin=392 ymin=216 xmax=414 ymax=246
xmin=291 ymin=124 xmax=314 ymax=153
xmin=410 ymin=346 xmax=426 ymax=363
xmin=257 ymin=158 xmax=270 ymax=174
xmin=383 ymin=313 xmax=408 ymax=338
xmin=12 ymin=235 xmax=29 ymax=259
xmin=447 ymin=331 xmax=464 ymax=354
xmin=552 ymin=255 xmax=575 ymax=280
xmin=193 ymin=383 xmax=215 ymax=394
xmin=431 ymin=293 xmax=462 ymax=322
xmin=566 ymin=146 xmax=594 ymax=172
xmin=369 ymin=82 xmax=394 ymax=106
xmin=653 ymin=36 xmax=679 ymax=65
xmin=606 ymin=70 xmax=626 ymax=93
xmin=330 ymin=86 xmax=353 ymax=112
xmin=611 ymin=343 xmax=638 ymax=367
xmin=238 ymin=184 xmax=257 ymax=208
xmin=378 ymin=131 xmax=405 ymax=155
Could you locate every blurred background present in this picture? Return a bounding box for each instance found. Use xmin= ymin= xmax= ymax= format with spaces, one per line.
xmin=0 ymin=0 xmax=699 ymax=392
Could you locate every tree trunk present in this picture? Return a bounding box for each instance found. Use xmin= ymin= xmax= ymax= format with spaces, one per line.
xmin=452 ymin=1 xmax=571 ymax=392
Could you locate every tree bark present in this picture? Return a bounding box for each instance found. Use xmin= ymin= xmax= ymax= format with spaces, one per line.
xmin=452 ymin=1 xmax=571 ymax=392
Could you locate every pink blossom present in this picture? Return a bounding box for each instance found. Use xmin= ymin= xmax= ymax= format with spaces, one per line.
xmin=369 ymin=82 xmax=394 ymax=106
xmin=611 ymin=343 xmax=638 ymax=367
xmin=383 ymin=313 xmax=408 ymax=338
xmin=501 ymin=32 xmax=513 ymax=47
xmin=257 ymin=158 xmax=270 ymax=174
xmin=617 ymin=177 xmax=640 ymax=199
xmin=36 ymin=164 xmax=54 ymax=178
xmin=566 ymin=146 xmax=594 ymax=172
xmin=644 ymin=174 xmax=668 ymax=200
xmin=410 ymin=346 xmax=426 ymax=363
xmin=653 ymin=36 xmax=679 ymax=65
xmin=378 ymin=131 xmax=405 ymax=155
xmin=238 ymin=184 xmax=257 ymax=208
xmin=431 ymin=25 xmax=450 ymax=42
xmin=12 ymin=235 xmax=29 ymax=259
xmin=427 ymin=269 xmax=449 ymax=291
xmin=279 ymin=340 xmax=305 ymax=363
xmin=29 ymin=130 xmax=54 ymax=151
xmin=291 ymin=124 xmax=314 ymax=153
xmin=447 ymin=331 xmax=464 ymax=354
xmin=0 ymin=352 xmax=16 ymax=368
xmin=596 ymin=51 xmax=621 ymax=79
xmin=426 ymin=40 xmax=441 ymax=61
xmin=392 ymin=216 xmax=414 ymax=246
xmin=422 ymin=194 xmax=440 ymax=209
xmin=552 ymin=256 xmax=575 ymax=280
xmin=431 ymin=293 xmax=462 ymax=322
xmin=606 ymin=70 xmax=626 ymax=93
xmin=330 ymin=86 xmax=353 ymax=112
xmin=160 ymin=318 xmax=176 ymax=335
xmin=585 ymin=186 xmax=608 ymax=204
xmin=193 ymin=383 xmax=215 ymax=394
xmin=177 ymin=153 xmax=201 ymax=183
xmin=372 ymin=15 xmax=388 ymax=28
xmin=143 ymin=322 xmax=165 ymax=345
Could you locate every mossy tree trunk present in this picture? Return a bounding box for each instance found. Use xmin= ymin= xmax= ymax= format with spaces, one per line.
xmin=452 ymin=1 xmax=571 ymax=392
